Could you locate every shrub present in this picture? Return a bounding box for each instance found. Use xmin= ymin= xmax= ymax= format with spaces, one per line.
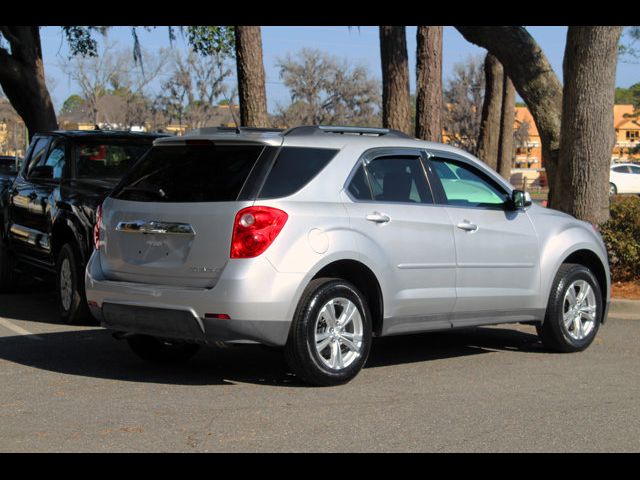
xmin=601 ymin=195 xmax=640 ymax=281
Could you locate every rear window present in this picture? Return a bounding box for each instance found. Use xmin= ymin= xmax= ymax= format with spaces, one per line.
xmin=75 ymin=141 xmax=151 ymax=180
xmin=112 ymin=144 xmax=264 ymax=202
xmin=257 ymin=147 xmax=338 ymax=199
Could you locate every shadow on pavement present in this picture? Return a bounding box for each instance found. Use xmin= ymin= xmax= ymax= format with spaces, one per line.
xmin=0 ymin=324 xmax=544 ymax=388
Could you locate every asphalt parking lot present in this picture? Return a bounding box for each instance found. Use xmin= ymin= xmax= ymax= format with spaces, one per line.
xmin=0 ymin=282 xmax=639 ymax=452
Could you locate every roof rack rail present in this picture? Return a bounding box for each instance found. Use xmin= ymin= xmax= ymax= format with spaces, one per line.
xmin=185 ymin=126 xmax=284 ymax=136
xmin=283 ymin=125 xmax=412 ymax=139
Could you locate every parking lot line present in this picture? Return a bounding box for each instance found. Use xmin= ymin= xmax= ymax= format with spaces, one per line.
xmin=0 ymin=317 xmax=44 ymax=340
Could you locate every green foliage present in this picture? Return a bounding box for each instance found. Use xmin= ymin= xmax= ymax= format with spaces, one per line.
xmin=184 ymin=26 xmax=235 ymax=57
xmin=614 ymin=83 xmax=640 ymax=108
xmin=601 ymin=195 xmax=640 ymax=281
xmin=62 ymin=26 xmax=108 ymax=57
xmin=60 ymin=94 xmax=86 ymax=113
xmin=619 ymin=26 xmax=640 ymax=59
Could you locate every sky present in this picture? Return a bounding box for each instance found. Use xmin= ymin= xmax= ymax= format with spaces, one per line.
xmin=39 ymin=26 xmax=640 ymax=113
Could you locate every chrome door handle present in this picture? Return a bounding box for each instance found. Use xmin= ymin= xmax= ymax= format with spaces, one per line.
xmin=366 ymin=212 xmax=390 ymax=224
xmin=456 ymin=221 xmax=478 ymax=232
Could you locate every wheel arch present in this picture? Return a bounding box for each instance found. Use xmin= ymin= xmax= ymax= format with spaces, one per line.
xmin=311 ymin=259 xmax=384 ymax=337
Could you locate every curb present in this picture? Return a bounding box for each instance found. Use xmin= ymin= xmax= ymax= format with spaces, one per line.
xmin=609 ymin=299 xmax=640 ymax=318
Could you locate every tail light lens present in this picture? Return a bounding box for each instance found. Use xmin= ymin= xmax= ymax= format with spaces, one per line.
xmin=93 ymin=204 xmax=102 ymax=250
xmin=230 ymin=206 xmax=288 ymax=258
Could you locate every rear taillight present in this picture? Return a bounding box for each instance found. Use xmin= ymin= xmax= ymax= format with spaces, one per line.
xmin=93 ymin=204 xmax=102 ymax=250
xmin=230 ymin=206 xmax=288 ymax=258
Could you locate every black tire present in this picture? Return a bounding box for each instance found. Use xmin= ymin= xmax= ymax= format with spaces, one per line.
xmin=126 ymin=334 xmax=200 ymax=364
xmin=285 ymin=278 xmax=372 ymax=386
xmin=538 ymin=263 xmax=602 ymax=353
xmin=609 ymin=183 xmax=617 ymax=196
xmin=0 ymin=235 xmax=14 ymax=293
xmin=56 ymin=243 xmax=92 ymax=324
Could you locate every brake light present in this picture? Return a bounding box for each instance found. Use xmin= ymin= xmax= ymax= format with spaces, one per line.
xmin=230 ymin=206 xmax=288 ymax=258
xmin=93 ymin=204 xmax=102 ymax=250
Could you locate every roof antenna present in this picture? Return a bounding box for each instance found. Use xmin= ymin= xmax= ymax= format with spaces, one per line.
xmin=222 ymin=89 xmax=240 ymax=134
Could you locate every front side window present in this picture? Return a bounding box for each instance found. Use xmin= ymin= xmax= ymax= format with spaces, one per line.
xmin=365 ymin=156 xmax=433 ymax=204
xmin=44 ymin=140 xmax=67 ymax=180
xmin=75 ymin=141 xmax=151 ymax=180
xmin=612 ymin=165 xmax=631 ymax=174
xmin=25 ymin=138 xmax=50 ymax=177
xmin=430 ymin=158 xmax=509 ymax=208
xmin=628 ymin=165 xmax=640 ymax=174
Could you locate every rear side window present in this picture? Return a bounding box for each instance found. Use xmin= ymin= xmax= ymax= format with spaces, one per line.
xmin=112 ymin=144 xmax=264 ymax=202
xmin=257 ymin=147 xmax=338 ymax=199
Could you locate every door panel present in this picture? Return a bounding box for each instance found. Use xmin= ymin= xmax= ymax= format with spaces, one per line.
xmin=343 ymin=149 xmax=457 ymax=333
xmin=427 ymin=154 xmax=541 ymax=326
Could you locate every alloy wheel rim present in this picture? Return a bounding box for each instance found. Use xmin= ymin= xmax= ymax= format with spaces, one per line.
xmin=314 ymin=297 xmax=363 ymax=370
xmin=562 ymin=280 xmax=597 ymax=341
xmin=60 ymin=258 xmax=73 ymax=311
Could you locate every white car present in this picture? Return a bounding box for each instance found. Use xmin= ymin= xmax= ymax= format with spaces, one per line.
xmin=610 ymin=163 xmax=640 ymax=195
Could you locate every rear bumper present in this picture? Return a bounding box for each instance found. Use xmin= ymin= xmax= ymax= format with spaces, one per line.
xmin=85 ymin=251 xmax=304 ymax=346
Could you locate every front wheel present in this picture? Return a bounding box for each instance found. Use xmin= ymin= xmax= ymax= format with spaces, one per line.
xmin=537 ymin=263 xmax=602 ymax=353
xmin=285 ymin=278 xmax=372 ymax=386
xmin=609 ymin=183 xmax=617 ymax=196
xmin=126 ymin=334 xmax=200 ymax=364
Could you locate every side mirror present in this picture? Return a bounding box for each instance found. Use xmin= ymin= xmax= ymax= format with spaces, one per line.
xmin=29 ymin=165 xmax=53 ymax=179
xmin=511 ymin=189 xmax=532 ymax=209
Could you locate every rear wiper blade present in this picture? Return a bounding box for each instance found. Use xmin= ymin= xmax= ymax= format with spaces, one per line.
xmin=120 ymin=186 xmax=168 ymax=199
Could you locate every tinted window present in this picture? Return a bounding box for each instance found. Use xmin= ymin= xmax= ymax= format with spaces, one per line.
xmin=0 ymin=158 xmax=17 ymax=174
xmin=366 ymin=156 xmax=433 ymax=204
xmin=347 ymin=164 xmax=371 ymax=200
xmin=75 ymin=141 xmax=151 ymax=180
xmin=258 ymin=147 xmax=337 ymax=199
xmin=628 ymin=165 xmax=640 ymax=174
xmin=431 ymin=158 xmax=509 ymax=208
xmin=26 ymin=138 xmax=50 ymax=177
xmin=612 ymin=166 xmax=631 ymax=173
xmin=113 ymin=144 xmax=264 ymax=203
xmin=44 ymin=140 xmax=66 ymax=180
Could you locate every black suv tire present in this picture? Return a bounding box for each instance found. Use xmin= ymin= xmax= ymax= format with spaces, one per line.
xmin=0 ymin=235 xmax=14 ymax=293
xmin=56 ymin=243 xmax=92 ymax=324
xmin=285 ymin=278 xmax=372 ymax=386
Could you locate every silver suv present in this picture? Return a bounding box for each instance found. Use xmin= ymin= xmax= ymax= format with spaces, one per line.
xmin=85 ymin=126 xmax=610 ymax=386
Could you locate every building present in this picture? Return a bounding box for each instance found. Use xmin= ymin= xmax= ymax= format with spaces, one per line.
xmin=613 ymin=104 xmax=640 ymax=161
xmin=513 ymin=104 xmax=640 ymax=172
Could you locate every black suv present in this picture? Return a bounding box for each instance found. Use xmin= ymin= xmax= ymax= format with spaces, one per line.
xmin=0 ymin=130 xmax=166 ymax=323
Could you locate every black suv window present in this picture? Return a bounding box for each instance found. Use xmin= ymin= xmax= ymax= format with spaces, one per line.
xmin=44 ymin=139 xmax=67 ymax=180
xmin=257 ymin=147 xmax=338 ymax=199
xmin=75 ymin=141 xmax=151 ymax=180
xmin=365 ymin=156 xmax=433 ymax=204
xmin=25 ymin=137 xmax=50 ymax=177
xmin=112 ymin=144 xmax=264 ymax=203
xmin=347 ymin=164 xmax=372 ymax=200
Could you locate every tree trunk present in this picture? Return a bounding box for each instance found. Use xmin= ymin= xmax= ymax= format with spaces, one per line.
xmin=234 ymin=26 xmax=269 ymax=128
xmin=0 ymin=27 xmax=57 ymax=141
xmin=476 ymin=53 xmax=503 ymax=170
xmin=379 ymin=26 xmax=411 ymax=135
xmin=454 ymin=26 xmax=563 ymax=205
xmin=556 ymin=26 xmax=622 ymax=224
xmin=415 ymin=26 xmax=443 ymax=142
xmin=497 ymin=74 xmax=516 ymax=182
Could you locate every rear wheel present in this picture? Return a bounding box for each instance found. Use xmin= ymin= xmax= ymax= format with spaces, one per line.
xmin=538 ymin=263 xmax=602 ymax=352
xmin=56 ymin=243 xmax=92 ymax=324
xmin=609 ymin=183 xmax=617 ymax=196
xmin=285 ymin=278 xmax=372 ymax=386
xmin=126 ymin=334 xmax=200 ymax=363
